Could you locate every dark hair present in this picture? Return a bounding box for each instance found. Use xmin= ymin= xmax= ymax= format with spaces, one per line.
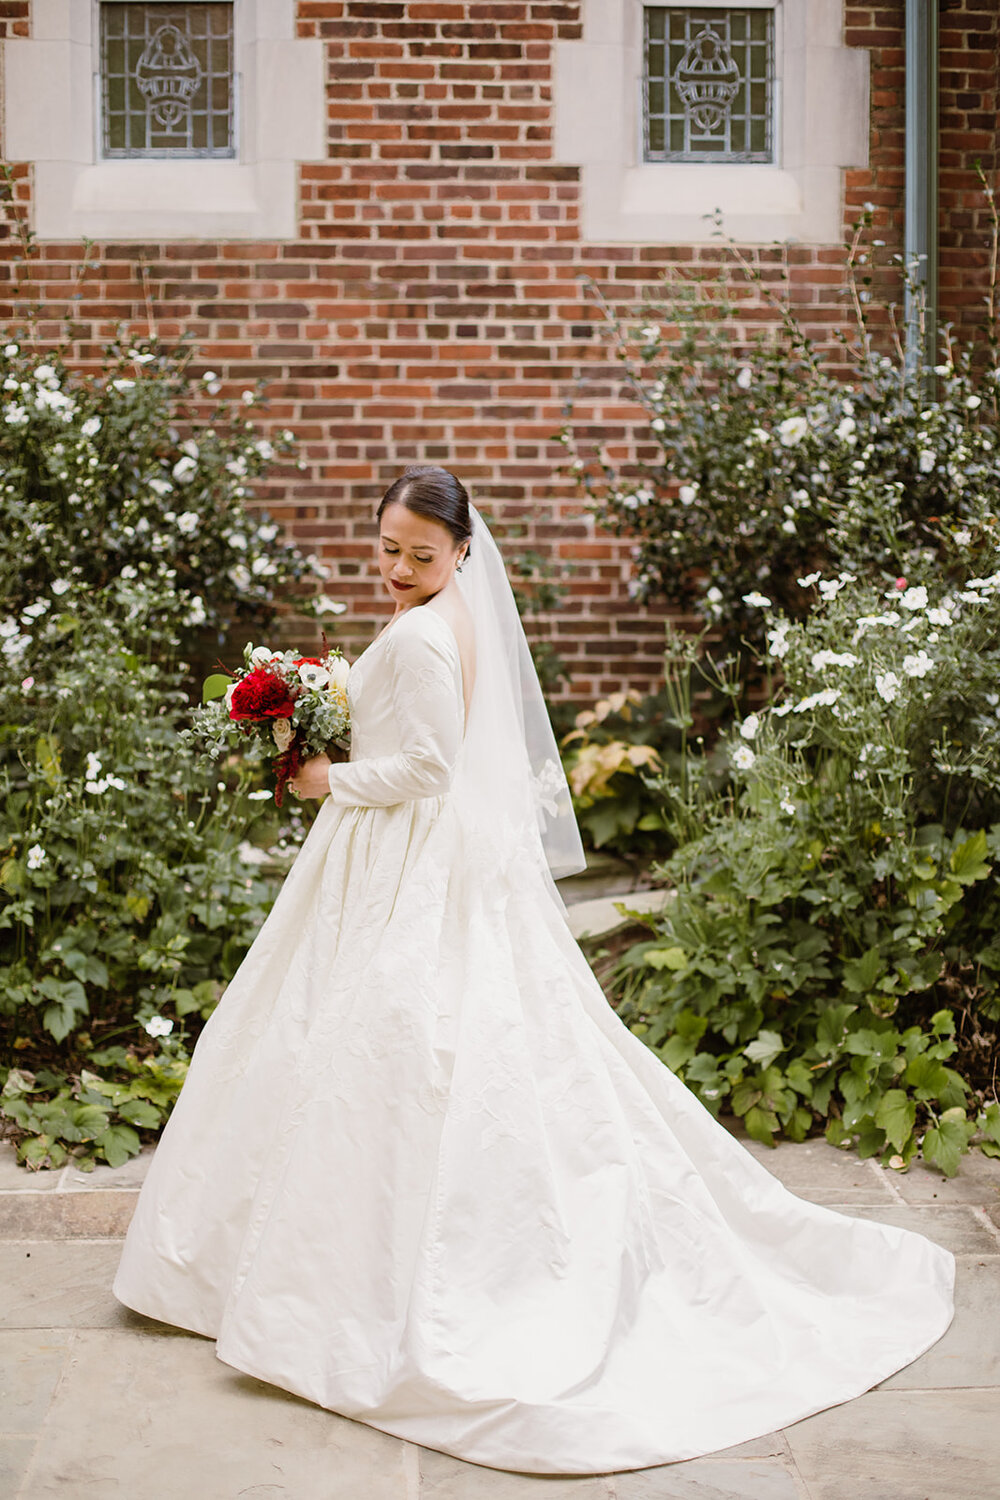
xmin=377 ymin=465 xmax=472 ymax=553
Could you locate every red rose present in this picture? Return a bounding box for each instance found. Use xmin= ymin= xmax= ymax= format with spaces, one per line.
xmin=229 ymin=668 xmax=297 ymax=721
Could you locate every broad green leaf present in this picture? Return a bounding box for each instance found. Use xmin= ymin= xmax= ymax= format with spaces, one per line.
xmin=202 ymin=673 xmax=232 ymax=704
xmin=744 ymin=1030 xmax=784 ymax=1068
xmin=922 ymin=1117 xmax=970 ymax=1177
xmin=950 ymin=829 xmax=990 ymax=884
xmin=96 ymin=1124 xmax=141 ymax=1169
xmin=842 ymin=947 xmax=883 ymax=994
xmin=644 ymin=946 xmax=689 ymax=971
xmin=743 ymin=1104 xmax=778 ymax=1147
xmin=875 ymin=1088 xmax=916 ymax=1153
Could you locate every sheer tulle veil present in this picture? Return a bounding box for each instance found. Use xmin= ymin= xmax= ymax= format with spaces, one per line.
xmin=452 ymin=507 xmax=585 ymax=881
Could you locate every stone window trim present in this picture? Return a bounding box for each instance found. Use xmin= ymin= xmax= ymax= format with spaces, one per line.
xmin=554 ymin=0 xmax=870 ymax=246
xmin=3 ymin=0 xmax=326 ymax=241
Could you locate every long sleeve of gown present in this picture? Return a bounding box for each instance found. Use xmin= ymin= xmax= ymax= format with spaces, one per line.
xmin=326 ymin=610 xmax=462 ymax=808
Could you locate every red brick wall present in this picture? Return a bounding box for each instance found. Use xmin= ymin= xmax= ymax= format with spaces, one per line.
xmin=1 ymin=0 xmax=997 ymax=699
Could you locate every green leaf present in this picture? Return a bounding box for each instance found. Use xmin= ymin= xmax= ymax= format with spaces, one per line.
xmin=743 ymin=1030 xmax=784 ymax=1068
xmin=842 ymin=947 xmax=883 ymax=994
xmin=644 ymin=946 xmax=689 ymax=971
xmin=950 ymin=829 xmax=990 ymax=884
xmin=35 ymin=733 xmax=62 ymax=790
xmin=202 ymin=673 xmax=232 ymax=704
xmin=922 ymin=1116 xmax=971 ymax=1177
xmin=874 ymin=1088 xmax=916 ymax=1153
xmin=95 ymin=1125 xmax=141 ymax=1169
xmin=743 ymin=1104 xmax=778 ymax=1147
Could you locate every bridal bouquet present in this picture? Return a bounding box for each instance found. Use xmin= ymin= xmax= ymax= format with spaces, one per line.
xmin=195 ymin=643 xmax=351 ymax=805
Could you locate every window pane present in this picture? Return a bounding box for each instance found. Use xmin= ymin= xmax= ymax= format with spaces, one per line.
xmin=643 ymin=6 xmax=774 ymax=164
xmin=100 ymin=2 xmax=235 ymax=159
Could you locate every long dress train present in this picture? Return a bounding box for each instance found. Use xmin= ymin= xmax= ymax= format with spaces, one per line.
xmin=114 ymin=603 xmax=954 ymax=1475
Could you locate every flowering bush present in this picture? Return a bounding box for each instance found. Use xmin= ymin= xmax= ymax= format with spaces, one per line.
xmin=0 ymin=334 xmax=329 ymax=1168
xmin=560 ymin=210 xmax=1000 ymax=656
xmin=0 ymin=337 xmax=326 ymax=648
xmin=616 ymin=572 xmax=1000 ymax=1173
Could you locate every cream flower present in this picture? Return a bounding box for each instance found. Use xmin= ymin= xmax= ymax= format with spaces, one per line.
xmin=272 ymin=717 xmax=295 ymax=753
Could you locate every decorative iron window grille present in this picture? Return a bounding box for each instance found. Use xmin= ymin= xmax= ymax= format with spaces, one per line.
xmin=644 ymin=7 xmax=774 ymax=164
xmin=100 ymin=2 xmax=236 ymax=158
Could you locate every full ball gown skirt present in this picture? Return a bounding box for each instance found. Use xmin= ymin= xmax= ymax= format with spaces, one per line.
xmin=114 ymin=607 xmax=955 ymax=1475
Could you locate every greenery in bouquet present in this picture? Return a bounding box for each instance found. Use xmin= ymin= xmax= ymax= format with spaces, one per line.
xmin=193 ymin=644 xmax=351 ymax=805
xmin=615 ymin=571 xmax=1000 ymax=1175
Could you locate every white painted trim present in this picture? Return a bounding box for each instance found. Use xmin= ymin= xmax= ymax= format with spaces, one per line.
xmin=3 ymin=0 xmax=326 ymax=240
xmin=555 ymin=0 xmax=869 ymax=245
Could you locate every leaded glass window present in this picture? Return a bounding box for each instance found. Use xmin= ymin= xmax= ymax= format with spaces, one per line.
xmin=644 ymin=7 xmax=774 ymax=164
xmin=100 ymin=3 xmax=235 ymax=158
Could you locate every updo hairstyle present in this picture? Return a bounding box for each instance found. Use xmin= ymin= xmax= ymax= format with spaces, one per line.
xmin=377 ymin=465 xmax=472 ymax=556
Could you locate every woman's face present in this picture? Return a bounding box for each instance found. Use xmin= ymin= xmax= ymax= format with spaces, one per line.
xmin=377 ymin=501 xmax=466 ymax=608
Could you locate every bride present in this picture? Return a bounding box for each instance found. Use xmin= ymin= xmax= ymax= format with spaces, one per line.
xmin=114 ymin=465 xmax=954 ymax=1475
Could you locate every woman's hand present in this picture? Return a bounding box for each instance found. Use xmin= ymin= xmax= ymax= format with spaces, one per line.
xmin=289 ymin=753 xmax=334 ymax=800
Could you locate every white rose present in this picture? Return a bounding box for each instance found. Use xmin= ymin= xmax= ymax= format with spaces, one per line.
xmin=272 ymin=717 xmax=295 ymax=753
xmin=250 ymin=646 xmax=277 ymax=666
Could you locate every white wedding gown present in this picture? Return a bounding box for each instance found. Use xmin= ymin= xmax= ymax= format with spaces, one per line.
xmin=114 ymin=603 xmax=955 ymax=1475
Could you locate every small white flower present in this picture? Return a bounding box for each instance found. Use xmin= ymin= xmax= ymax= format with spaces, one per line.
xmin=953 ymin=529 xmax=972 ymax=546
xmin=5 ymin=405 xmax=28 ymax=426
xmin=249 ymin=646 xmax=279 ymax=666
xmin=111 ymin=378 xmax=135 ymax=393
xmin=739 ymin=713 xmax=760 ymax=741
xmin=742 ymin=591 xmax=771 ymax=609
xmin=226 ymin=457 xmax=247 ymax=478
xmin=130 ymin=350 xmax=155 ymax=365
xmin=777 ymin=415 xmax=809 ymax=447
xmin=781 ymin=519 xmax=797 ymax=534
xmin=736 ymin=366 xmax=753 ymax=390
xmin=732 ymin=743 xmax=756 ymax=770
xmin=81 ymin=416 xmax=101 ymax=438
xmin=966 ymin=395 xmax=982 ymax=410
xmin=678 ymin=484 xmax=697 ymax=506
xmin=4 ymin=343 xmax=18 ymax=356
xmin=106 ymin=774 xmax=126 ymax=791
xmin=797 ymin=572 xmax=821 ymax=588
xmin=247 ymin=788 xmax=273 ymax=801
xmin=875 ymin=671 xmax=901 ymax=703
xmin=811 ymin=650 xmax=858 ymax=670
xmin=254 ymin=439 xmax=274 ymax=461
xmin=771 ymin=702 xmax=794 ymax=717
xmin=22 ymin=599 xmax=50 ymax=620
xmin=148 ymin=477 xmax=173 ymax=497
xmin=766 ymin=623 xmax=791 ymax=658
xmin=256 ymin=522 xmax=280 ymax=542
xmin=818 ymin=578 xmax=845 ymax=601
xmin=241 ymin=390 xmax=255 ymax=404
xmin=298 ymin=662 xmax=330 ymax=690
xmin=640 ymin=324 xmax=659 ymax=342
xmin=794 ymin=688 xmax=841 ymax=713
xmin=899 ymin=584 xmax=928 ymax=611
xmin=836 ymin=416 xmax=857 ymax=442
xmin=918 ymin=450 xmax=936 ymax=474
xmin=706 ymin=586 xmax=723 ymax=605
xmin=650 ymin=417 xmax=666 ymax=433
xmin=237 ymin=840 xmax=270 ymax=866
xmin=172 ymin=456 xmax=197 ymax=483
xmin=143 ymin=1015 xmax=174 ymax=1038
xmin=176 ymin=510 xmax=199 ymax=534
xmin=926 ymin=606 xmax=952 ymax=627
xmin=86 ymin=752 xmax=103 ymax=778
xmin=902 ymin=650 xmax=934 ymax=678
xmin=314 ymin=597 xmax=347 ymax=616
xmin=26 ymin=844 xmax=47 ymax=870
xmin=34 ymin=364 xmax=56 ymax=382
xmin=779 ymin=797 xmax=796 ymax=816
xmin=185 ymin=595 xmax=207 ymax=626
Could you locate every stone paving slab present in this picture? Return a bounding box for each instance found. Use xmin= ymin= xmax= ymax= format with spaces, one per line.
xmin=0 ymin=1243 xmax=126 ymax=1330
xmin=13 ymin=1327 xmax=412 ymax=1500
xmin=782 ymin=1387 xmax=1000 ymax=1500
